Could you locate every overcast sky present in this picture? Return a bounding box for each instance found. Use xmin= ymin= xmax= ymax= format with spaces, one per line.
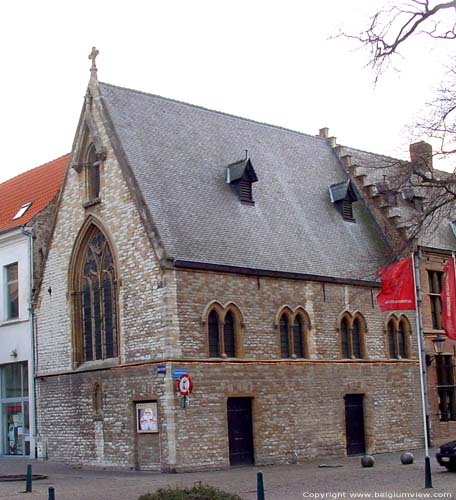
xmin=0 ymin=0 xmax=453 ymax=183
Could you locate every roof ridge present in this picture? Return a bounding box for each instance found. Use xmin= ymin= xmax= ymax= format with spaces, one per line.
xmin=1 ymin=153 xmax=70 ymax=186
xmin=99 ymin=81 xmax=327 ymax=144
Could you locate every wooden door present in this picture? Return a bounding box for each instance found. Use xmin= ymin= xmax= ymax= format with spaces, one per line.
xmin=227 ymin=398 xmax=254 ymax=465
xmin=344 ymin=394 xmax=366 ymax=455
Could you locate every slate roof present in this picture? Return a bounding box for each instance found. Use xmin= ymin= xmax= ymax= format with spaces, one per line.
xmin=0 ymin=155 xmax=68 ymax=233
xmin=99 ymin=82 xmax=388 ymax=282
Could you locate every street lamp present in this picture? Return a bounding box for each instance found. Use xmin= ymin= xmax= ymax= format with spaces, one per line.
xmin=432 ymin=334 xmax=446 ymax=355
xmin=426 ymin=335 xmax=446 ymax=366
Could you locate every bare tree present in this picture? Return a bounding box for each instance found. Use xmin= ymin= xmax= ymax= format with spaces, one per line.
xmin=338 ymin=1 xmax=456 ymax=255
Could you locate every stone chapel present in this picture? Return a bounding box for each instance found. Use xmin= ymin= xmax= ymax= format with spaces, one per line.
xmin=34 ymin=50 xmax=425 ymax=471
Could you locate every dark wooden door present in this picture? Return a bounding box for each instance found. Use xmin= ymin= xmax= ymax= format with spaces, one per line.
xmin=344 ymin=394 xmax=366 ymax=455
xmin=227 ymin=398 xmax=254 ymax=465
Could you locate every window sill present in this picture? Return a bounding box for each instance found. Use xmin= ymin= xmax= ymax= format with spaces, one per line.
xmin=82 ymin=197 xmax=101 ymax=209
xmin=74 ymin=357 xmax=119 ymax=371
xmin=0 ymin=318 xmax=28 ymax=328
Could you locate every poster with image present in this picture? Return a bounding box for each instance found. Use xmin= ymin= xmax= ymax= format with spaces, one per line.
xmin=136 ymin=402 xmax=158 ymax=433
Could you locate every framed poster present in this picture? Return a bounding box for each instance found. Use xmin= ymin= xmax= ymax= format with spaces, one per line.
xmin=136 ymin=402 xmax=158 ymax=433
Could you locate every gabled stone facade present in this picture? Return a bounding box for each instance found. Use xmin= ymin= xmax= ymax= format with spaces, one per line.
xmin=35 ymin=69 xmax=424 ymax=471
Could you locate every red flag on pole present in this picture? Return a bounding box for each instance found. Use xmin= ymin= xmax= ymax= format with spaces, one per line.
xmin=441 ymin=257 xmax=456 ymax=340
xmin=376 ymin=257 xmax=416 ymax=312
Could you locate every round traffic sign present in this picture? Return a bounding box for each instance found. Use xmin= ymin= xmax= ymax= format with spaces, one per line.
xmin=177 ymin=374 xmax=193 ymax=396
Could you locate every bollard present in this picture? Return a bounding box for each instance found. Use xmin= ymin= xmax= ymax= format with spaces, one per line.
xmin=257 ymin=471 xmax=265 ymax=500
xmin=25 ymin=464 xmax=32 ymax=493
xmin=48 ymin=485 xmax=55 ymax=500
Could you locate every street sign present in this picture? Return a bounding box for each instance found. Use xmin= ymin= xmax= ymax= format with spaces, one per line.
xmin=156 ymin=365 xmax=166 ymax=376
xmin=177 ymin=374 xmax=193 ymax=396
xmin=172 ymin=369 xmax=188 ymax=379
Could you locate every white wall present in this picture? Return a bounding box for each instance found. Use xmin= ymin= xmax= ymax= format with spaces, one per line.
xmin=0 ymin=227 xmax=35 ymax=456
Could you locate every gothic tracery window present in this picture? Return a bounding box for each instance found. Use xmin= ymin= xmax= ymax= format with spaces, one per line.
xmin=73 ymin=226 xmax=118 ymax=363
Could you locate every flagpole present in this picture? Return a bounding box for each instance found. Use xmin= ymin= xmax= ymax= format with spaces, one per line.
xmin=412 ymin=250 xmax=432 ymax=488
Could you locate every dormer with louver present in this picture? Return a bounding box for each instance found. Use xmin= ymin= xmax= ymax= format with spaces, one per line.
xmin=329 ymin=179 xmax=359 ymax=222
xmin=226 ymin=157 xmax=259 ymax=205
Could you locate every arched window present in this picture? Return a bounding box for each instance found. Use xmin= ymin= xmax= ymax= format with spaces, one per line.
xmin=386 ymin=315 xmax=411 ymax=359
xmin=280 ymin=315 xmax=290 ymax=358
xmin=398 ymin=320 xmax=407 ymax=358
xmin=204 ymin=303 xmax=243 ymax=358
xmin=87 ymin=145 xmax=100 ymax=201
xmin=293 ymin=316 xmax=304 ymax=358
xmin=341 ymin=316 xmax=350 ymax=358
xmin=224 ymin=311 xmax=236 ymax=358
xmin=340 ymin=312 xmax=366 ymax=359
xmin=72 ymin=225 xmax=119 ymax=364
xmin=208 ymin=310 xmax=220 ymax=357
xmin=93 ymin=383 xmax=103 ymax=418
xmin=352 ymin=318 xmax=362 ymax=359
xmin=277 ymin=308 xmax=311 ymax=359
xmin=388 ymin=319 xmax=397 ymax=359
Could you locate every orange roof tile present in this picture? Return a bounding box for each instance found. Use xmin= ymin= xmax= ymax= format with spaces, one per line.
xmin=0 ymin=154 xmax=69 ymax=232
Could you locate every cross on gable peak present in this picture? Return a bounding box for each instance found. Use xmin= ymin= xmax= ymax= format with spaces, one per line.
xmin=88 ymin=47 xmax=99 ymax=80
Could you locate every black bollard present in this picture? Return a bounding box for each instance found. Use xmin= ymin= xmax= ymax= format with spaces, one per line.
xmin=257 ymin=471 xmax=265 ymax=500
xmin=48 ymin=485 xmax=55 ymax=500
xmin=425 ymin=456 xmax=433 ymax=489
xmin=25 ymin=464 xmax=32 ymax=493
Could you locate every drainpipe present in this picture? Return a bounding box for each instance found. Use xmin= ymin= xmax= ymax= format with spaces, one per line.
xmin=21 ymin=226 xmax=36 ymax=459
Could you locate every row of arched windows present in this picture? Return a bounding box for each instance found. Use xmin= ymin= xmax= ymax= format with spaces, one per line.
xmin=204 ymin=303 xmax=412 ymax=361
xmin=69 ymin=224 xmax=413 ymax=366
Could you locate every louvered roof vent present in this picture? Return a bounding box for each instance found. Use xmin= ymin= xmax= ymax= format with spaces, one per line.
xmin=329 ymin=180 xmax=358 ymax=222
xmin=226 ymin=157 xmax=258 ymax=205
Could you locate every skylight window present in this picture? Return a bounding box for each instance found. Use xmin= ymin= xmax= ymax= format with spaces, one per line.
xmin=12 ymin=202 xmax=32 ymax=220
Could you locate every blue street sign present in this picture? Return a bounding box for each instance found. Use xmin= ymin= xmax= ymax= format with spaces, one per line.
xmin=157 ymin=365 xmax=166 ymax=376
xmin=172 ymin=369 xmax=188 ymax=378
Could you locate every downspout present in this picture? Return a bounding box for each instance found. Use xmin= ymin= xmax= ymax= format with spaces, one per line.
xmin=21 ymin=226 xmax=36 ymax=459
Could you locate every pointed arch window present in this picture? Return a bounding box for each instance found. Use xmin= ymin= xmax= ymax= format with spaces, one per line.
xmin=208 ymin=310 xmax=220 ymax=357
xmin=224 ymin=311 xmax=236 ymax=358
xmin=339 ymin=312 xmax=367 ymax=360
xmin=277 ymin=308 xmax=311 ymax=359
xmin=280 ymin=315 xmax=290 ymax=358
xmin=72 ymin=226 xmax=119 ymax=364
xmin=386 ymin=315 xmax=411 ymax=359
xmin=341 ymin=316 xmax=350 ymax=359
xmin=204 ymin=303 xmax=243 ymax=358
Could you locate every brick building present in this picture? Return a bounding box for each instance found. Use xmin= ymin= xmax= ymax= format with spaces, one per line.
xmin=0 ymin=156 xmax=67 ymax=457
xmin=326 ymin=134 xmax=456 ymax=446
xmin=34 ymin=58 xmax=424 ymax=470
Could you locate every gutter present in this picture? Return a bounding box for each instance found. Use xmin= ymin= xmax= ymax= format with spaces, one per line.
xmin=173 ymin=260 xmax=381 ymax=288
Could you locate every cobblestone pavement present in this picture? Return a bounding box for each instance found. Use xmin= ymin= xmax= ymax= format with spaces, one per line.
xmin=0 ymin=449 xmax=455 ymax=500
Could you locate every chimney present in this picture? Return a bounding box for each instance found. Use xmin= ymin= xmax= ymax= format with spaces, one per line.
xmin=341 ymin=154 xmax=352 ymax=168
xmin=328 ymin=136 xmax=337 ymax=148
xmin=319 ymin=127 xmax=329 ymax=138
xmin=410 ymin=141 xmax=433 ymax=171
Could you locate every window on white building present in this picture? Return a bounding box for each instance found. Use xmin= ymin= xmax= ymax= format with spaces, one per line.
xmin=5 ymin=263 xmax=19 ymax=320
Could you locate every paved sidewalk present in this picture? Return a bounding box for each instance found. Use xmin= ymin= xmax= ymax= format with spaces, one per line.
xmin=0 ymin=449 xmax=455 ymax=500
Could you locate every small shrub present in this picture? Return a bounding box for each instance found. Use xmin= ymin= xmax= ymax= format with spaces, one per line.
xmin=138 ymin=482 xmax=243 ymax=500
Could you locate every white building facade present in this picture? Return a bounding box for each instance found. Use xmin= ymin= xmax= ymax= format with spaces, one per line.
xmin=0 ymin=227 xmax=35 ymax=456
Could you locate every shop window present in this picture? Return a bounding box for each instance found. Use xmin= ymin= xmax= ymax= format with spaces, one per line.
xmin=436 ymin=355 xmax=456 ymax=421
xmin=0 ymin=362 xmax=29 ymax=456
xmin=5 ymin=263 xmax=19 ymax=320
xmin=428 ymin=270 xmax=443 ymax=330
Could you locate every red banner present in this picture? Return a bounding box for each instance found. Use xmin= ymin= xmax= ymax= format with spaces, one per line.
xmin=441 ymin=258 xmax=456 ymax=340
xmin=376 ymin=258 xmax=416 ymax=312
